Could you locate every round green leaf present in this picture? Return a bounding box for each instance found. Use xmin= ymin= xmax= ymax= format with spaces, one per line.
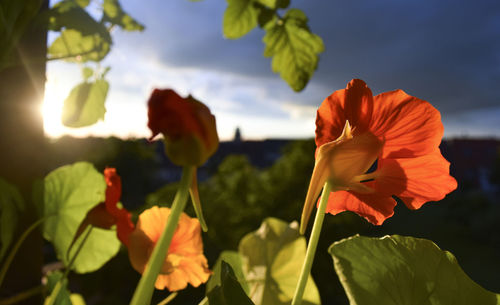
xmin=329 ymin=235 xmax=500 ymax=305
xmin=238 ymin=217 xmax=320 ymax=305
xmin=42 ymin=162 xmax=120 ymax=273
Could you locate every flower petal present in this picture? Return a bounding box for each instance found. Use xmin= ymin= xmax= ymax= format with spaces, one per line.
xmin=377 ymin=153 xmax=457 ymax=209
xmin=325 ymin=190 xmax=397 ymax=225
xmin=315 ymin=79 xmax=374 ymax=149
xmin=370 ymin=89 xmax=444 ymax=158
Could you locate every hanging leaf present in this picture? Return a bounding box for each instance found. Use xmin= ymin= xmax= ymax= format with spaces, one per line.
xmin=102 ymin=0 xmax=144 ymax=31
xmin=263 ymin=9 xmax=324 ymax=92
xmin=48 ymin=0 xmax=107 ymax=36
xmin=42 ymin=162 xmax=120 ymax=273
xmin=329 ymin=235 xmax=500 ymax=305
xmin=0 ymin=178 xmax=24 ymax=263
xmin=61 ymin=79 xmax=109 ymax=128
xmin=207 ymin=261 xmax=255 ymax=305
xmin=48 ymin=29 xmax=111 ymax=62
xmin=223 ymin=0 xmax=259 ymax=39
xmin=255 ymin=0 xmax=289 ymax=10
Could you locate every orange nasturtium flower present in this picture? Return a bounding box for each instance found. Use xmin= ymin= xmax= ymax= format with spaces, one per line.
xmin=147 ymin=89 xmax=219 ymax=167
xmin=76 ymin=169 xmax=210 ymax=291
xmin=128 ymin=206 xmax=211 ymax=291
xmin=301 ymin=79 xmax=457 ymax=230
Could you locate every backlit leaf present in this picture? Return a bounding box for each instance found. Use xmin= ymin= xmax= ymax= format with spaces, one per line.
xmin=207 ymin=261 xmax=255 ymax=305
xmin=223 ymin=0 xmax=259 ymax=39
xmin=0 ymin=178 xmax=24 ymax=262
xmin=263 ymin=9 xmax=324 ymax=91
xmin=329 ymin=235 xmax=500 ymax=305
xmin=61 ymin=79 xmax=109 ymax=128
xmin=42 ymin=162 xmax=120 ymax=273
xmin=102 ymin=0 xmax=144 ymax=31
xmin=48 ymin=0 xmax=107 ymax=36
xmin=238 ymin=218 xmax=320 ymax=305
xmin=48 ymin=29 xmax=111 ymax=62
xmin=206 ymin=251 xmax=249 ymax=295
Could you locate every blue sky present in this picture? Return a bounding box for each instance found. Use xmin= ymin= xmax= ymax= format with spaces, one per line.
xmin=43 ymin=0 xmax=500 ymax=140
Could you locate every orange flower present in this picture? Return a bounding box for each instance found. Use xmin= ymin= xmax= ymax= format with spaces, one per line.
xmin=128 ymin=206 xmax=211 ymax=291
xmin=71 ymin=168 xmax=134 ymax=249
xmin=147 ymin=89 xmax=219 ymax=167
xmin=301 ymin=79 xmax=457 ymax=230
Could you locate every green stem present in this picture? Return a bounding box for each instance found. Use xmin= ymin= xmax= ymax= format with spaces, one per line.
xmin=0 ymin=285 xmax=44 ymax=305
xmin=0 ymin=217 xmax=47 ymax=288
xmin=130 ymin=166 xmax=194 ymax=305
xmin=157 ymin=292 xmax=177 ymax=305
xmin=291 ymin=181 xmax=332 ymax=305
xmin=46 ymin=226 xmax=94 ymax=305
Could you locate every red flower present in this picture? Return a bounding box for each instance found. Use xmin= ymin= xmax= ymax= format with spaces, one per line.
xmin=147 ymin=89 xmax=219 ymax=167
xmin=301 ymin=79 xmax=457 ymax=230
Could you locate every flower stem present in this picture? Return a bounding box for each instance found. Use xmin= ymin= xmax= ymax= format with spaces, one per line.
xmin=130 ymin=166 xmax=194 ymax=305
xmin=46 ymin=226 xmax=94 ymax=305
xmin=291 ymin=181 xmax=332 ymax=305
xmin=0 ymin=217 xmax=47 ymax=289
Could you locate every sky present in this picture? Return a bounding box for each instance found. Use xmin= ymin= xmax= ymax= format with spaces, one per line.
xmin=43 ymin=0 xmax=500 ymax=141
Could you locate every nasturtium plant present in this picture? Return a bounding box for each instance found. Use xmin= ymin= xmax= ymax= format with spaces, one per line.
xmin=42 ymin=162 xmax=120 ymax=273
xmin=329 ymin=235 xmax=500 ymax=305
xmin=61 ymin=78 xmax=109 ymax=128
xmin=0 ymin=178 xmax=24 ymax=262
xmin=48 ymin=29 xmax=111 ymax=62
xmin=263 ymin=9 xmax=324 ymax=92
xmin=207 ymin=251 xmax=249 ymax=295
xmin=207 ymin=261 xmax=255 ymax=305
xmin=209 ymin=218 xmax=320 ymax=305
xmin=223 ymin=0 xmax=259 ymax=39
xmin=44 ymin=271 xmax=86 ymax=305
xmin=102 ymin=0 xmax=145 ymax=31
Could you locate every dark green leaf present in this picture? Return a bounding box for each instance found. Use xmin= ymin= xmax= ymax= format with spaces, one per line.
xmin=257 ymin=6 xmax=277 ymax=30
xmin=329 ymin=235 xmax=500 ymax=305
xmin=0 ymin=178 xmax=24 ymax=263
xmin=48 ymin=29 xmax=111 ymax=62
xmin=42 ymin=162 xmax=120 ymax=273
xmin=61 ymin=79 xmax=109 ymax=128
xmin=207 ymin=261 xmax=255 ymax=305
xmin=48 ymin=0 xmax=108 ymax=36
xmin=263 ymin=8 xmax=324 ymax=91
xmin=206 ymin=251 xmax=249 ymax=295
xmin=223 ymin=0 xmax=259 ymax=39
xmin=239 ymin=218 xmax=320 ymax=305
xmin=102 ymin=0 xmax=144 ymax=31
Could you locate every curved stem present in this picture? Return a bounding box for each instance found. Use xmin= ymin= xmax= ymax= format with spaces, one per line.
xmin=0 ymin=217 xmax=47 ymax=288
xmin=291 ymin=181 xmax=332 ymax=305
xmin=46 ymin=226 xmax=94 ymax=305
xmin=157 ymin=292 xmax=177 ymax=305
xmin=130 ymin=166 xmax=194 ymax=305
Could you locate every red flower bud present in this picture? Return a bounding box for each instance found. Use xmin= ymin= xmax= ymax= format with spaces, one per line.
xmin=147 ymin=89 xmax=219 ymax=166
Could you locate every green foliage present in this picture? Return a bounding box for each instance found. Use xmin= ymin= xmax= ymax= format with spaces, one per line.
xmin=207 ymin=251 xmax=249 ymax=295
xmin=223 ymin=0 xmax=259 ymax=39
xmin=61 ymin=78 xmax=109 ymax=128
xmin=329 ymin=235 xmax=500 ymax=305
xmin=0 ymin=0 xmax=43 ymax=70
xmin=102 ymin=0 xmax=144 ymax=31
xmin=44 ymin=271 xmax=86 ymax=305
xmin=0 ymin=178 xmax=24 ymax=263
xmin=48 ymin=29 xmax=111 ymax=62
xmin=42 ymin=162 xmax=120 ymax=273
xmin=239 ymin=218 xmax=320 ymax=305
xmin=81 ymin=66 xmax=93 ymax=80
xmin=207 ymin=218 xmax=320 ymax=305
xmin=48 ymin=0 xmax=106 ymax=35
xmin=263 ymin=9 xmax=324 ymax=91
xmin=207 ymin=261 xmax=255 ymax=305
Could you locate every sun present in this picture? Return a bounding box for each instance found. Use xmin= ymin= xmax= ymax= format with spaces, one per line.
xmin=41 ymin=76 xmax=70 ymax=138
